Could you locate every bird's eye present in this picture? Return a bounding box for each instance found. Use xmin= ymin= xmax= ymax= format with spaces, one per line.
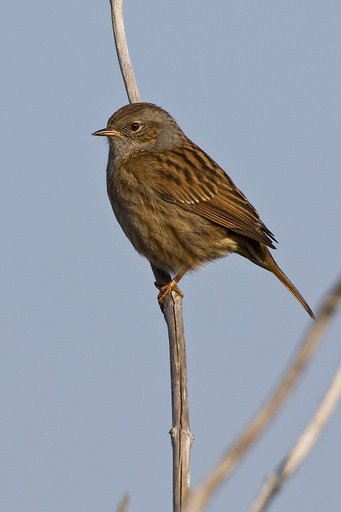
xmin=130 ymin=122 xmax=141 ymax=132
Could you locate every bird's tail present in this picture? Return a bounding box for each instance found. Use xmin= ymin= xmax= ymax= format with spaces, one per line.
xmin=263 ymin=249 xmax=315 ymax=319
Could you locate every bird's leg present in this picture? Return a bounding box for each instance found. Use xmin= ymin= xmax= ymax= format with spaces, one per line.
xmin=154 ymin=268 xmax=187 ymax=309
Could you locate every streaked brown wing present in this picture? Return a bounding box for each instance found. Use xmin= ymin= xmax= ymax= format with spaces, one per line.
xmin=129 ymin=139 xmax=277 ymax=248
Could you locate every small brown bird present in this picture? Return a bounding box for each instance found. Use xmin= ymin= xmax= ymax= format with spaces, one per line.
xmin=93 ymin=102 xmax=314 ymax=318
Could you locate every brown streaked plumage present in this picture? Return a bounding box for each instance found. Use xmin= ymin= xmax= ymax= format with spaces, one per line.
xmin=93 ymin=102 xmax=314 ymax=318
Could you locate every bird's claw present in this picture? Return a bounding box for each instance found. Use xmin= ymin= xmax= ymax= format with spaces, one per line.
xmin=154 ymin=280 xmax=184 ymax=310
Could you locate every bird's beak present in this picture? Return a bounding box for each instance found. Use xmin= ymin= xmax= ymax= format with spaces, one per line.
xmin=92 ymin=128 xmax=123 ymax=137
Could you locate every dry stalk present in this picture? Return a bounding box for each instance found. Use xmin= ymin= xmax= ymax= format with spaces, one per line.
xmin=109 ymin=0 xmax=139 ymax=102
xmin=163 ymin=290 xmax=194 ymax=510
xmin=184 ymin=277 xmax=341 ymax=512
xmin=116 ymin=493 xmax=129 ymax=512
xmin=108 ymin=2 xmax=192 ymax=510
xmin=250 ymin=360 xmax=341 ymax=512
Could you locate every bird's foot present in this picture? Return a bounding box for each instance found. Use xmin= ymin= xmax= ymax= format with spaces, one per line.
xmin=154 ymin=280 xmax=184 ymax=310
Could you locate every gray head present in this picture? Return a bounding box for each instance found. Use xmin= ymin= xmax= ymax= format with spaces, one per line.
xmin=92 ymin=102 xmax=185 ymax=159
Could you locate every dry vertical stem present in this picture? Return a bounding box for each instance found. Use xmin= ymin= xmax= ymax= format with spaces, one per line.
xmin=109 ymin=0 xmax=140 ymax=103
xmin=163 ymin=292 xmax=194 ymax=511
xmin=108 ymin=2 xmax=192 ymax=510
xmin=184 ymin=277 xmax=341 ymax=512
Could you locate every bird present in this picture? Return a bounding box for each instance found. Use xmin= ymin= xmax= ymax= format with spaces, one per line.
xmin=93 ymin=102 xmax=314 ymax=318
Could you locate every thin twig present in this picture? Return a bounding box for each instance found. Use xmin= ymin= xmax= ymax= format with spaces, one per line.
xmin=109 ymin=2 xmax=192 ymax=510
xmin=109 ymin=0 xmax=140 ymax=103
xmin=116 ymin=493 xmax=129 ymax=512
xmin=184 ymin=277 xmax=341 ymax=512
xmin=250 ymin=360 xmax=341 ymax=512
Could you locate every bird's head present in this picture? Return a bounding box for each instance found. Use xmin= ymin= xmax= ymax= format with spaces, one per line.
xmin=92 ymin=102 xmax=184 ymax=158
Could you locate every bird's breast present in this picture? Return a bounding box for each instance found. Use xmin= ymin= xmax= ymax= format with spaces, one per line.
xmin=106 ymin=164 xmax=238 ymax=274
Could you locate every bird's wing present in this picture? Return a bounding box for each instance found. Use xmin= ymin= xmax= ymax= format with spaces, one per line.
xmin=128 ymin=140 xmax=277 ymax=248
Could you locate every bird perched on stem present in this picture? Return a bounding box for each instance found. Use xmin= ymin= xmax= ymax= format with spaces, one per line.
xmin=93 ymin=102 xmax=314 ymax=319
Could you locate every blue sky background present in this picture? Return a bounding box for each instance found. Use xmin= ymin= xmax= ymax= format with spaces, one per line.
xmin=1 ymin=1 xmax=340 ymax=511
